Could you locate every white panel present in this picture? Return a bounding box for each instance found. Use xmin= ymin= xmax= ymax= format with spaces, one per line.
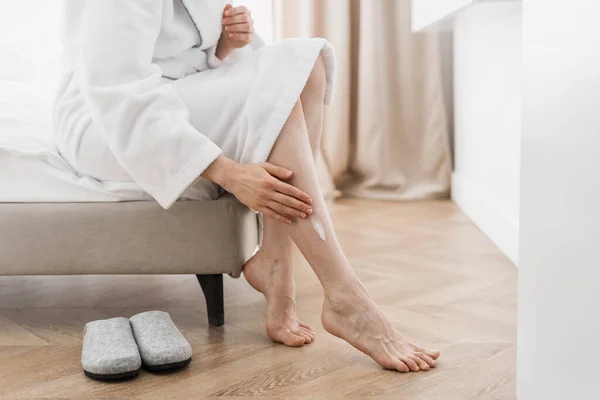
xmin=411 ymin=0 xmax=522 ymax=31
xmin=518 ymin=0 xmax=600 ymax=398
xmin=412 ymin=0 xmax=471 ymax=31
xmin=452 ymin=2 xmax=522 ymax=265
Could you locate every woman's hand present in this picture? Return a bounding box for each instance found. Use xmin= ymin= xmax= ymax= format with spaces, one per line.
xmin=216 ymin=4 xmax=254 ymax=60
xmin=202 ymin=156 xmax=313 ymax=224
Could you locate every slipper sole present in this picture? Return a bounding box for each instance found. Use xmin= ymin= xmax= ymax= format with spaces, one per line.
xmin=143 ymin=357 xmax=191 ymax=372
xmin=84 ymin=368 xmax=140 ymax=381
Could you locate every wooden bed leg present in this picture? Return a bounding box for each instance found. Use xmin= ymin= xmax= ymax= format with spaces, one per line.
xmin=196 ymin=274 xmax=225 ymax=327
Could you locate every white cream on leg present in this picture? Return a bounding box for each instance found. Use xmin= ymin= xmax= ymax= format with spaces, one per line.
xmin=310 ymin=215 xmax=327 ymax=241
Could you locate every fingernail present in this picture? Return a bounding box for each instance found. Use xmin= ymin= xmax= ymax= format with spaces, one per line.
xmin=225 ymin=26 xmax=229 ymax=31
xmin=301 ymin=213 xmax=306 ymax=219
xmin=225 ymin=10 xmax=230 ymax=15
xmin=286 ymin=171 xmax=292 ymax=177
xmin=287 ymin=220 xmax=292 ymax=225
xmin=307 ymin=208 xmax=313 ymax=214
xmin=229 ymin=33 xmax=234 ymax=37
xmin=308 ymin=198 xmax=313 ymax=204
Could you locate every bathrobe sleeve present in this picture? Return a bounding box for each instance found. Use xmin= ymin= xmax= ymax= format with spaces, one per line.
xmin=205 ymin=33 xmax=266 ymax=69
xmin=63 ymin=0 xmax=223 ymax=209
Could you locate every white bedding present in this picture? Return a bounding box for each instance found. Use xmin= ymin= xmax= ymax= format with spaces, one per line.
xmin=0 ymin=132 xmax=153 ymax=203
xmin=0 ymin=81 xmax=151 ymax=203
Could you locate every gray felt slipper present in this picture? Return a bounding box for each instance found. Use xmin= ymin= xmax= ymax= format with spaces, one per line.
xmin=81 ymin=317 xmax=142 ymax=381
xmin=129 ymin=311 xmax=192 ymax=371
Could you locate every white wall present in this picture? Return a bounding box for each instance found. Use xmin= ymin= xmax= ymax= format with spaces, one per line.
xmin=451 ymin=2 xmax=522 ymax=265
xmin=518 ymin=0 xmax=600 ymax=397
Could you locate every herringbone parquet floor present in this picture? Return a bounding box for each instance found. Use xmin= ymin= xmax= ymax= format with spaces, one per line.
xmin=0 ymin=199 xmax=517 ymax=399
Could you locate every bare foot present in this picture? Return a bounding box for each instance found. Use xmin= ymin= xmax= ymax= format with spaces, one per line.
xmin=322 ymin=283 xmax=440 ymax=372
xmin=243 ymin=249 xmax=315 ymax=347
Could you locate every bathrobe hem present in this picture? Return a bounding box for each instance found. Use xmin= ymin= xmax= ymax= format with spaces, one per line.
xmin=251 ymin=40 xmax=336 ymax=164
xmin=160 ymin=145 xmax=223 ymax=209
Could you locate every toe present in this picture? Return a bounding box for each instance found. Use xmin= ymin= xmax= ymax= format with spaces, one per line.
xmin=290 ymin=326 xmax=314 ymax=344
xmin=282 ymin=332 xmax=306 ymax=347
xmin=269 ymin=327 xmax=306 ymax=347
xmin=399 ymin=356 xmax=420 ymax=372
xmin=410 ymin=355 xmax=429 ymax=371
xmin=299 ymin=322 xmax=313 ymax=331
xmin=300 ymin=327 xmax=315 ymax=340
xmin=416 ymin=346 xmax=440 ymax=360
xmin=395 ymin=360 xmax=410 ymax=373
xmin=414 ymin=352 xmax=436 ymax=368
xmin=296 ymin=329 xmax=313 ymax=344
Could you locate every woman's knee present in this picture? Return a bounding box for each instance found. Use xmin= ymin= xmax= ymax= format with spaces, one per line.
xmin=283 ymin=101 xmax=316 ymax=146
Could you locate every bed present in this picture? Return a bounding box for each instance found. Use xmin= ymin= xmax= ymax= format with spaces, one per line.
xmin=0 ymin=82 xmax=260 ymax=327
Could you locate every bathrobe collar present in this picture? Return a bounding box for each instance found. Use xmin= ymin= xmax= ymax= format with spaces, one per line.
xmin=180 ymin=0 xmax=224 ymax=49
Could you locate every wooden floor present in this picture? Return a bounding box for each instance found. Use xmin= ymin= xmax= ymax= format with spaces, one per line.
xmin=0 ymin=199 xmax=517 ymax=399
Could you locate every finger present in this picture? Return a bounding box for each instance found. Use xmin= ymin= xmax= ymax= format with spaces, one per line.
xmin=260 ymin=207 xmax=291 ymax=225
xmin=274 ymin=181 xmax=312 ymax=205
xmin=224 ymin=5 xmax=250 ymax=16
xmin=273 ymin=192 xmax=312 ymax=215
xmin=222 ymin=3 xmax=233 ymax=13
xmin=224 ymin=23 xmax=254 ymax=33
xmin=227 ymin=33 xmax=252 ymax=42
xmin=268 ymin=201 xmax=308 ymax=220
xmin=223 ymin=14 xmax=252 ymax=26
xmin=260 ymin=162 xmax=293 ymax=180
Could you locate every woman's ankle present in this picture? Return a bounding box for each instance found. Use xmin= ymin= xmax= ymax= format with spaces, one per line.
xmin=255 ymin=247 xmax=294 ymax=267
xmin=323 ymin=277 xmax=371 ymax=306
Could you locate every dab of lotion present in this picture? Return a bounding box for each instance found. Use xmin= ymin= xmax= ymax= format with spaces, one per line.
xmin=310 ymin=216 xmax=326 ymax=241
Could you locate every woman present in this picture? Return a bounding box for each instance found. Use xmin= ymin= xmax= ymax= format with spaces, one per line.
xmin=54 ymin=0 xmax=440 ymax=372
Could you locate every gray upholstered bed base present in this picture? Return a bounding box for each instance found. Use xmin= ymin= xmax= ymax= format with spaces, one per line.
xmin=0 ymin=194 xmax=259 ymax=326
xmin=0 ymin=194 xmax=259 ymax=277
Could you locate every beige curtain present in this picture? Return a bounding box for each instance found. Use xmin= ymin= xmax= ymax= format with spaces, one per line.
xmin=274 ymin=0 xmax=451 ymax=200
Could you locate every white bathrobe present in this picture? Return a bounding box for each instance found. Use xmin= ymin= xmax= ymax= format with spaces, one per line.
xmin=54 ymin=0 xmax=335 ymax=209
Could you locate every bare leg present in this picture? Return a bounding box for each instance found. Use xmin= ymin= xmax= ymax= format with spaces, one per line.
xmin=243 ymin=218 xmax=315 ymax=346
xmin=258 ymin=99 xmax=441 ymax=372
xmin=242 ymin=55 xmax=326 ymax=346
xmin=298 ymin=54 xmax=326 ymax=156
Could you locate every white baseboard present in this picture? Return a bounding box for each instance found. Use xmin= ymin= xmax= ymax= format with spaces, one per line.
xmin=451 ymin=172 xmax=519 ymax=265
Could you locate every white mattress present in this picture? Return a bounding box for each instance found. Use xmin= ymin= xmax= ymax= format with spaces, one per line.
xmin=0 ymin=82 xmax=216 ymax=203
xmin=0 ymin=132 xmax=155 ymax=203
